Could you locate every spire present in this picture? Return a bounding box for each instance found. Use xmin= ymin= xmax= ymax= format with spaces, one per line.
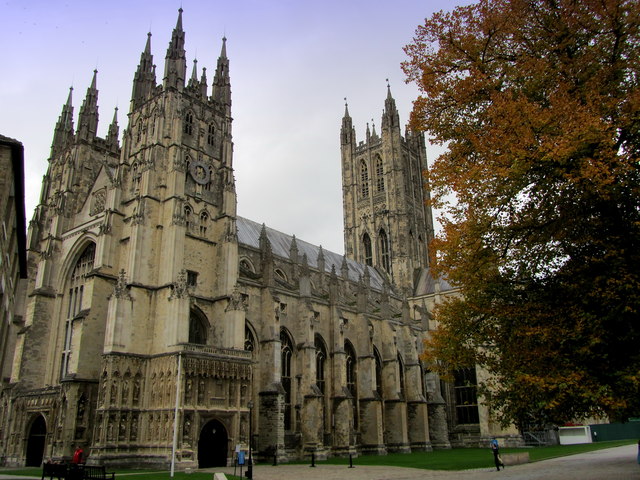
xmin=382 ymin=79 xmax=400 ymax=130
xmin=106 ymin=106 xmax=120 ymax=151
xmin=289 ymin=235 xmax=299 ymax=263
xmin=77 ymin=70 xmax=99 ymax=142
xmin=131 ymin=32 xmax=156 ymax=109
xmin=341 ymin=97 xmax=355 ymax=145
xmin=163 ymin=8 xmax=187 ymax=91
xmin=212 ymin=37 xmax=231 ymax=106
xmin=317 ymin=245 xmax=325 ymax=273
xmin=51 ymin=87 xmax=75 ymax=156
xmin=200 ymin=67 xmax=208 ymax=97
xmin=188 ymin=58 xmax=199 ymax=89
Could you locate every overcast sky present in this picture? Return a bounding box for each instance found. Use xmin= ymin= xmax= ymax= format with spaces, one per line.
xmin=0 ymin=0 xmax=467 ymax=255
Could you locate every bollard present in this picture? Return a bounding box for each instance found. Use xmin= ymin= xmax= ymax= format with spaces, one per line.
xmin=310 ymin=452 xmax=316 ymax=467
xmin=348 ymin=453 xmax=354 ymax=468
xmin=273 ymin=453 xmax=277 ymax=466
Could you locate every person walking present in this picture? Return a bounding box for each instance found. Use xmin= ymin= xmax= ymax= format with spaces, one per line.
xmin=491 ymin=438 xmax=504 ymax=471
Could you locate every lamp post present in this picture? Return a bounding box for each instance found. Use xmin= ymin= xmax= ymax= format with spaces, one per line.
xmin=247 ymin=401 xmax=253 ymax=479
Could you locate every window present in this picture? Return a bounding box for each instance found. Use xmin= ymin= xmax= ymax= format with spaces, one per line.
xmin=345 ymin=340 xmax=358 ymax=428
xmin=363 ymin=233 xmax=372 ymax=266
xmin=245 ymin=325 xmax=255 ymax=352
xmin=184 ymin=206 xmax=192 ymax=231
xmin=61 ymin=243 xmax=95 ymax=379
xmin=375 ymin=155 xmax=384 ymax=192
xmin=360 ymin=161 xmax=369 ymax=198
xmin=186 ymin=270 xmax=198 ymax=287
xmin=199 ymin=212 xmax=208 ymax=236
xmin=379 ymin=229 xmax=390 ymax=272
xmin=207 ymin=123 xmax=215 ymax=146
xmin=239 ymin=258 xmax=254 ymax=273
xmin=184 ymin=111 xmax=194 ymax=135
xmin=188 ymin=309 xmax=208 ymax=345
xmin=397 ymin=354 xmax=405 ymax=399
xmin=374 ymin=347 xmax=383 ymax=397
xmin=454 ymin=368 xmax=480 ymax=424
xmin=315 ymin=335 xmax=327 ymax=395
xmin=281 ymin=330 xmax=293 ymax=430
xmin=274 ymin=269 xmax=287 ymax=282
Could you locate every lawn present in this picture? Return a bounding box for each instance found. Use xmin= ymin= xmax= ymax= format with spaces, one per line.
xmin=0 ymin=439 xmax=634 ymax=478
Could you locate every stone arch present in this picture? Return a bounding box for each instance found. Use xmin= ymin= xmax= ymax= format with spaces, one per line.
xmin=280 ymin=328 xmax=295 ymax=431
xmin=373 ymin=346 xmax=383 ymax=398
xmin=344 ymin=339 xmax=358 ymax=428
xmin=244 ymin=321 xmax=257 ymax=354
xmin=189 ymin=306 xmax=209 ymax=345
xmin=25 ymin=414 xmax=47 ymax=467
xmin=198 ymin=418 xmax=228 ymax=468
xmin=239 ymin=257 xmax=255 ymax=274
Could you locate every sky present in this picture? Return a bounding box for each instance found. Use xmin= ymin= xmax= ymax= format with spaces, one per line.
xmin=0 ymin=0 xmax=467 ymax=255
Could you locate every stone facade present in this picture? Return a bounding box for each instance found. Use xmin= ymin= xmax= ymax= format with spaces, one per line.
xmin=0 ymin=8 xmax=514 ymax=470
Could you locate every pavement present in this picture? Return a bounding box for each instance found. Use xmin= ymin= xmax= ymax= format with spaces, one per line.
xmin=2 ymin=444 xmax=638 ymax=480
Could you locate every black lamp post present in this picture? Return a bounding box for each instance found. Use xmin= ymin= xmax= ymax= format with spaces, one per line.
xmin=247 ymin=400 xmax=253 ymax=479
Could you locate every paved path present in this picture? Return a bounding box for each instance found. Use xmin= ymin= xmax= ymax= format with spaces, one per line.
xmin=1 ymin=444 xmax=637 ymax=480
xmin=210 ymin=444 xmax=639 ymax=480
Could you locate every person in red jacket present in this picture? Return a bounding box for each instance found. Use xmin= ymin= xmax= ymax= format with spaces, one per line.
xmin=71 ymin=446 xmax=84 ymax=464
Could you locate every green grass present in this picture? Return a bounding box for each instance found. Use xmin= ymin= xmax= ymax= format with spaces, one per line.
xmin=0 ymin=440 xmax=634 ymax=477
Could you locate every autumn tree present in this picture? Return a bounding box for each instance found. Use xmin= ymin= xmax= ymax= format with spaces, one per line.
xmin=403 ymin=0 xmax=640 ymax=427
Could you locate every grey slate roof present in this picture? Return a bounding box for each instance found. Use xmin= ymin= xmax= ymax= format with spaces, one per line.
xmin=236 ymin=216 xmax=386 ymax=290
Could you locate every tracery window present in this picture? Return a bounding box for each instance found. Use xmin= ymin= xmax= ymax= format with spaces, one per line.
xmin=281 ymin=330 xmax=294 ymax=430
xmin=397 ymin=354 xmax=405 ymax=399
xmin=188 ymin=309 xmax=208 ymax=345
xmin=184 ymin=206 xmax=192 ymax=232
xmin=199 ymin=212 xmax=208 ymax=236
xmin=374 ymin=347 xmax=383 ymax=397
xmin=244 ymin=325 xmax=255 ymax=353
xmin=454 ymin=367 xmax=480 ymax=424
xmin=375 ymin=155 xmax=384 ymax=192
xmin=61 ymin=243 xmax=95 ymax=379
xmin=345 ymin=340 xmax=358 ymax=428
xmin=184 ymin=111 xmax=194 ymax=135
xmin=363 ymin=233 xmax=372 ymax=266
xmin=379 ymin=229 xmax=390 ymax=272
xmin=207 ymin=123 xmax=215 ymax=146
xmin=360 ymin=161 xmax=369 ymax=198
xmin=315 ymin=335 xmax=327 ymax=395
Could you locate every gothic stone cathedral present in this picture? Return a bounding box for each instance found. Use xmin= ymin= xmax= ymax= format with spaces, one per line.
xmin=0 ymin=9 xmax=510 ymax=469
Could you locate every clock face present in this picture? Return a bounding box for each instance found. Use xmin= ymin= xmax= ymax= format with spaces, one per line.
xmin=189 ymin=160 xmax=211 ymax=185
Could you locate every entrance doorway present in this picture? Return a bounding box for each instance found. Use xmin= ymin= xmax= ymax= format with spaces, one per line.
xmin=26 ymin=415 xmax=46 ymax=466
xmin=198 ymin=419 xmax=228 ymax=468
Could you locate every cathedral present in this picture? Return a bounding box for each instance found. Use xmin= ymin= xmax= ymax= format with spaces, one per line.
xmin=0 ymin=9 xmax=515 ymax=469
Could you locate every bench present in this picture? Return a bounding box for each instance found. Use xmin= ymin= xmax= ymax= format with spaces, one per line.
xmin=501 ymin=452 xmax=530 ymax=465
xmin=42 ymin=463 xmax=68 ymax=480
xmin=80 ymin=465 xmax=115 ymax=480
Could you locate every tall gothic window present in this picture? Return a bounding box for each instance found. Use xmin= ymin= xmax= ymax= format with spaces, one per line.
xmin=281 ymin=329 xmax=293 ymax=430
xmin=61 ymin=243 xmax=95 ymax=379
xmin=184 ymin=111 xmax=194 ymax=135
xmin=345 ymin=340 xmax=358 ymax=428
xmin=245 ymin=325 xmax=256 ymax=353
xmin=397 ymin=354 xmax=406 ymax=399
xmin=363 ymin=233 xmax=372 ymax=266
xmin=454 ymin=367 xmax=480 ymax=424
xmin=379 ymin=229 xmax=390 ymax=272
xmin=360 ymin=161 xmax=369 ymax=198
xmin=375 ymin=155 xmax=384 ymax=192
xmin=207 ymin=123 xmax=215 ymax=146
xmin=374 ymin=347 xmax=383 ymax=397
xmin=199 ymin=212 xmax=208 ymax=236
xmin=188 ymin=309 xmax=208 ymax=345
xmin=184 ymin=206 xmax=192 ymax=232
xmin=315 ymin=335 xmax=327 ymax=395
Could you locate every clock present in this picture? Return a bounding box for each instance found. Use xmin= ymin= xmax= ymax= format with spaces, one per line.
xmin=189 ymin=160 xmax=210 ymax=185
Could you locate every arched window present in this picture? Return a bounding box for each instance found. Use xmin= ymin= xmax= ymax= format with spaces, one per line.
xmin=61 ymin=243 xmax=95 ymax=379
xmin=274 ymin=269 xmax=287 ymax=283
xmin=397 ymin=353 xmax=405 ymax=399
xmin=281 ymin=330 xmax=294 ymax=430
xmin=188 ymin=309 xmax=208 ymax=345
xmin=454 ymin=367 xmax=480 ymax=424
xmin=345 ymin=340 xmax=358 ymax=428
xmin=207 ymin=123 xmax=215 ymax=146
xmin=375 ymin=155 xmax=384 ymax=192
xmin=379 ymin=229 xmax=390 ymax=272
xmin=184 ymin=206 xmax=192 ymax=231
xmin=199 ymin=212 xmax=208 ymax=236
xmin=184 ymin=111 xmax=194 ymax=135
xmin=315 ymin=335 xmax=327 ymax=395
xmin=360 ymin=161 xmax=369 ymax=198
xmin=374 ymin=347 xmax=383 ymax=398
xmin=239 ymin=258 xmax=255 ymax=273
xmin=363 ymin=233 xmax=372 ymax=266
xmin=245 ymin=325 xmax=255 ymax=353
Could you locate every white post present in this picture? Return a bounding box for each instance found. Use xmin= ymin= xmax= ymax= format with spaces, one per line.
xmin=170 ymin=353 xmax=182 ymax=477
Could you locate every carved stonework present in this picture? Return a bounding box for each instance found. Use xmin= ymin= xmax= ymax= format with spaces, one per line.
xmin=90 ymin=188 xmax=107 ymax=216
xmin=169 ymin=269 xmax=188 ymax=300
xmin=226 ymin=285 xmax=247 ymax=312
xmin=113 ymin=270 xmax=131 ymax=299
